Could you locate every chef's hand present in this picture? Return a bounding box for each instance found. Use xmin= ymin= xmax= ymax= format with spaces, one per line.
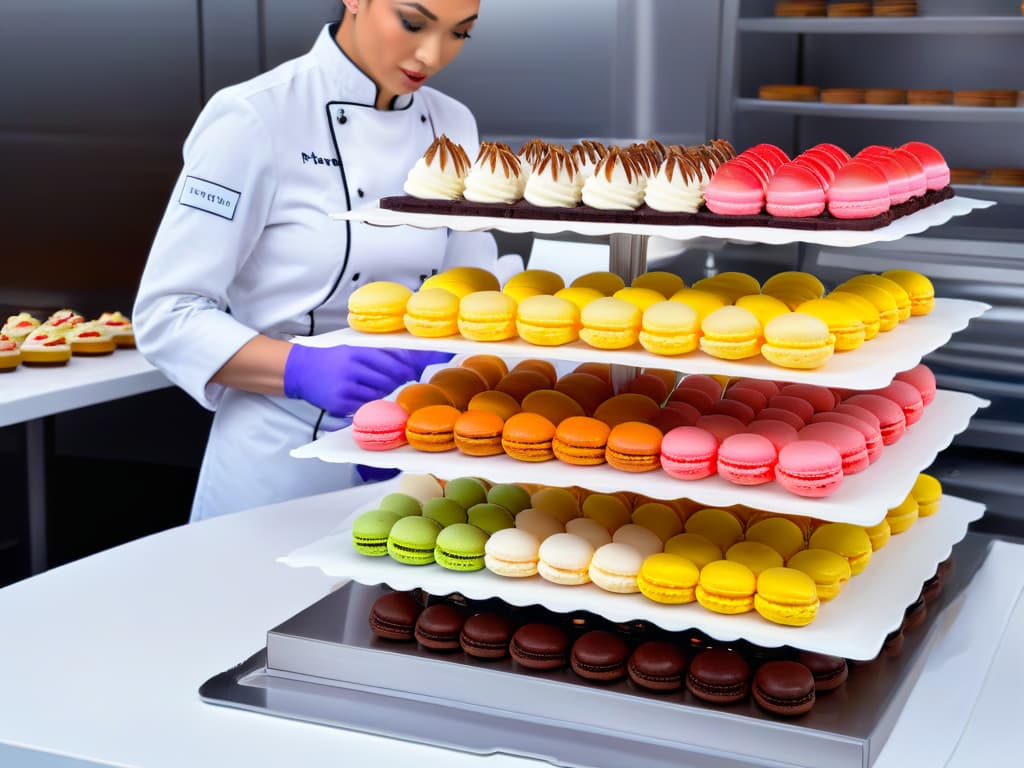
xmin=283 ymin=344 xmax=452 ymax=418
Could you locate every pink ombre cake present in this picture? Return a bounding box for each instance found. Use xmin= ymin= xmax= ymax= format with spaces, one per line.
xmin=765 ymin=163 xmax=827 ymax=218
xmin=827 ymin=161 xmax=891 ymax=219
xmin=703 ymin=161 xmax=766 ymax=215
xmin=899 ymin=141 xmax=951 ymax=190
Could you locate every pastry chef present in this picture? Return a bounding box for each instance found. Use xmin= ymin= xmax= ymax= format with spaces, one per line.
xmin=134 ymin=0 xmax=492 ymax=520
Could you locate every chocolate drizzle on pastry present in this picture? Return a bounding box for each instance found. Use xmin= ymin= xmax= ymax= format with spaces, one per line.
xmin=476 ymin=141 xmax=523 ymax=179
xmin=533 ymin=145 xmax=579 ymax=182
xmin=569 ymin=140 xmax=607 ymax=167
xmin=424 ymin=134 xmax=471 ymax=176
xmin=518 ymin=138 xmax=550 ymax=168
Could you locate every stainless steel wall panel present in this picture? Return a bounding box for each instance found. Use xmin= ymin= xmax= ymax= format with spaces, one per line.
xmin=262 ymin=0 xmax=342 ymax=71
xmin=200 ymin=0 xmax=263 ymax=98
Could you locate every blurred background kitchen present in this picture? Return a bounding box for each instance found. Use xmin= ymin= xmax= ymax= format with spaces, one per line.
xmin=1 ymin=0 xmax=1021 ymax=586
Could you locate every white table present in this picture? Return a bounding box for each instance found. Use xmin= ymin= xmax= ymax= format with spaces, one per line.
xmin=0 ymin=482 xmax=1021 ymax=768
xmin=1 ymin=350 xmax=170 ymax=572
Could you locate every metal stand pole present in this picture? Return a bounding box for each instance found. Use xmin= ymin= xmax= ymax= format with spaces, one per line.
xmin=608 ymin=233 xmax=650 ymax=393
xmin=25 ymin=418 xmax=49 ymax=574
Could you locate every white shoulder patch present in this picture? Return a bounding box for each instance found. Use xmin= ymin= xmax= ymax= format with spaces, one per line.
xmin=180 ymin=176 xmax=241 ymax=220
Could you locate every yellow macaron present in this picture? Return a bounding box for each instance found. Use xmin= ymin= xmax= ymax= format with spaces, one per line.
xmin=571 ymin=271 xmax=626 ymax=296
xmin=696 ymin=559 xmax=756 ymax=614
xmin=912 ymin=473 xmax=942 ymax=517
xmin=832 ymin=282 xmax=900 ymax=331
xmin=613 ymin=286 xmax=668 ymax=311
xmin=582 ymin=493 xmax=632 ymax=534
xmin=579 ymin=297 xmax=642 ymax=350
xmin=863 ymin=518 xmax=891 ymax=550
xmin=347 ymin=281 xmax=412 ymax=333
xmin=458 ymin=291 xmax=517 ymax=341
xmin=403 ymin=288 xmax=460 ymax=337
xmin=762 ymin=271 xmax=825 ymax=302
xmin=699 ymin=306 xmax=762 ymax=360
xmin=760 ymin=312 xmax=835 ymax=369
xmin=515 ymin=295 xmax=580 ymax=346
xmin=886 ymin=493 xmax=919 ymax=534
xmin=694 ymin=272 xmax=761 ymax=303
xmin=669 ymin=288 xmax=728 ymax=324
xmin=786 ymin=548 xmax=851 ymax=601
xmin=726 ymin=541 xmax=784 ymax=576
xmin=827 ymin=290 xmax=881 ymax=340
xmin=841 ymin=274 xmax=912 ymax=322
xmin=881 ymin=270 xmax=935 ymax=316
xmin=554 ymin=286 xmax=604 ymax=312
xmin=422 ymin=266 xmax=500 ymax=298
xmin=744 ymin=517 xmax=807 ymax=561
xmin=664 ymin=532 xmax=723 ymax=569
xmin=754 ymin=566 xmax=820 ymax=626
xmin=632 ymin=502 xmax=684 ymax=543
xmin=684 ymin=508 xmax=744 ymax=552
xmin=503 ymin=269 xmax=566 ymax=302
xmin=795 ymin=298 xmax=867 ymax=352
xmin=637 ymin=552 xmax=700 ymax=604
xmin=808 ymin=523 xmax=873 ymax=576
xmin=734 ymin=294 xmax=791 ymax=327
xmin=632 ymin=271 xmax=685 ymax=298
xmin=639 ymin=301 xmax=699 ymax=356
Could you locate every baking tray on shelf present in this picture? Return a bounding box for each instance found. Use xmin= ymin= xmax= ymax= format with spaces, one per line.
xmin=294 ymin=299 xmax=990 ymax=390
xmin=279 ymin=494 xmax=984 ymax=660
xmin=205 ymin=534 xmax=992 ymax=768
xmin=291 ymin=389 xmax=988 ymax=524
xmin=330 ymin=196 xmax=994 ymax=247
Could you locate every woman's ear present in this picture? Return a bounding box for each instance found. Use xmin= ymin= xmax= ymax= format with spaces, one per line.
xmin=343 ymin=0 xmax=360 ymax=14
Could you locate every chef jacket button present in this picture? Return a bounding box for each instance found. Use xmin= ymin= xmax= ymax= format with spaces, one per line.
xmin=337 ymin=109 xmax=347 ymax=125
xmin=357 ymin=188 xmax=365 ymax=198
xmin=420 ymin=115 xmax=427 ymax=123
xmin=352 ymin=272 xmax=361 ymax=282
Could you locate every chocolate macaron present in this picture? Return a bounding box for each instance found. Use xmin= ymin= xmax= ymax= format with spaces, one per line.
xmin=368 ymin=591 xmax=422 ymax=641
xmin=686 ymin=648 xmax=751 ymax=704
xmin=796 ymin=651 xmax=849 ymax=692
xmin=628 ymin=641 xmax=688 ymax=691
xmin=570 ymin=630 xmax=630 ymax=682
xmin=510 ymin=623 xmax=569 ymax=670
xmin=902 ymin=594 xmax=927 ymax=632
xmin=460 ymin=613 xmax=515 ymax=660
xmin=414 ymin=603 xmax=465 ymax=652
xmin=752 ymin=660 xmax=816 ymax=717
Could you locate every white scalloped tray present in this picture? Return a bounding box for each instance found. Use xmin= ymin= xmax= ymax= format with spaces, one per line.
xmin=330 ymin=196 xmax=994 ymax=246
xmin=279 ymin=494 xmax=984 ymax=660
xmin=295 ymin=299 xmax=989 ymax=391
xmin=291 ymin=389 xmax=987 ymax=526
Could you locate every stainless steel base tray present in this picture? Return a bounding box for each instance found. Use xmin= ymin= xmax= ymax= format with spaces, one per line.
xmin=201 ymin=534 xmax=990 ymax=768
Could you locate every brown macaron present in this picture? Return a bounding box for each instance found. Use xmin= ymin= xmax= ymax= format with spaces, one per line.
xmin=510 ymin=623 xmax=570 ymax=670
xmin=752 ymin=660 xmax=816 ymax=717
xmin=573 ymin=361 xmax=612 ymax=384
xmin=554 ymin=372 xmax=615 ymax=416
xmin=796 ymin=651 xmax=849 ymax=692
xmin=571 ymin=630 xmax=630 ymax=682
xmin=368 ymin=591 xmax=422 ymax=641
xmin=460 ymin=354 xmax=508 ymax=389
xmin=521 ymin=389 xmax=586 ymax=426
xmin=593 ymin=393 xmax=661 ymax=428
xmin=453 ymin=411 xmax=506 ymax=456
xmin=605 ymin=422 xmax=664 ymax=473
xmin=414 ymin=603 xmax=465 ymax=652
xmin=429 ymin=366 xmax=488 ymax=410
xmin=626 ymin=372 xmax=670 ymax=404
xmin=460 ymin=613 xmax=515 ymax=659
xmin=628 ymin=641 xmax=688 ymax=691
xmin=511 ymin=358 xmax=558 ymax=387
xmin=686 ymin=648 xmax=751 ymax=704
xmin=467 ymin=390 xmax=522 ymax=421
xmin=495 ymin=370 xmax=552 ymax=403
xmin=395 ymin=382 xmax=452 ymax=413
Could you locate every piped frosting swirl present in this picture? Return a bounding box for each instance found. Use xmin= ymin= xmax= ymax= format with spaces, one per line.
xmin=403 ymin=134 xmax=472 ymax=200
xmin=463 ymin=142 xmax=526 ymax=204
xmin=581 ymin=148 xmax=645 ymax=210
xmin=645 ymin=153 xmax=706 ymax=213
xmin=523 ymin=146 xmax=583 ymax=208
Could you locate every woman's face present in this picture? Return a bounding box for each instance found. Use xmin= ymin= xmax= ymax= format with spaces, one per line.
xmin=342 ymin=0 xmax=479 ymax=100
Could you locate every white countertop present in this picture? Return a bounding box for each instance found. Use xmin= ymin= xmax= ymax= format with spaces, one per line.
xmin=0 ymin=349 xmax=170 ymax=427
xmin=0 ymin=482 xmax=1022 ymax=768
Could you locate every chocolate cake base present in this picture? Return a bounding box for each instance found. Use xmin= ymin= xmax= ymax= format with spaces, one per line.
xmin=379 ymin=187 xmax=954 ymax=232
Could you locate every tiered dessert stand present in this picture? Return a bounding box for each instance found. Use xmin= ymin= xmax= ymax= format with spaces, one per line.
xmin=202 ymin=194 xmax=996 ymax=768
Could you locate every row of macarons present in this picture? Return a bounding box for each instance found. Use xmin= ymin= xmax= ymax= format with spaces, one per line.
xmin=347 ymin=266 xmax=934 ymax=369
xmin=370 ymin=590 xmax=868 ymax=717
xmin=0 ymin=310 xmax=135 ymax=369
xmin=351 ymin=476 xmax=941 ymax=623
xmin=353 ymin=367 xmax=934 ymax=498
xmin=403 ymin=134 xmax=949 ymax=220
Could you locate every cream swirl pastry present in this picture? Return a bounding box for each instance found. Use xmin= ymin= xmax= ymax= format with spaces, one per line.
xmin=581 ymin=148 xmax=645 ymax=210
xmin=463 ymin=142 xmax=526 ymax=204
xmin=517 ymin=138 xmax=549 ymax=179
xmin=1 ymin=312 xmax=40 ymax=344
xmin=627 ymin=144 xmax=661 ymax=192
xmin=569 ymin=140 xmax=607 ymax=182
xmin=403 ymin=134 xmax=472 ymax=200
xmin=645 ymin=153 xmax=706 ymax=213
xmin=523 ymin=146 xmax=583 ymax=208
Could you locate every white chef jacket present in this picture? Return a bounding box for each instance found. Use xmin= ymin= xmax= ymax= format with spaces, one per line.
xmin=134 ymin=24 xmax=495 ymax=520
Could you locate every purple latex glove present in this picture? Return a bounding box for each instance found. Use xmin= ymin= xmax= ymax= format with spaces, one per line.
xmin=284 ymin=345 xmax=448 ymax=418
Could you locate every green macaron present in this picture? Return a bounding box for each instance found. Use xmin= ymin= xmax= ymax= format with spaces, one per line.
xmin=486 ymin=484 xmax=532 ymax=516
xmin=444 ymin=477 xmax=488 ymax=510
xmin=387 ymin=516 xmax=442 ymax=565
xmin=351 ymin=509 xmax=402 ymax=557
xmin=379 ymin=492 xmax=423 ymax=518
xmin=467 ymin=503 xmax=515 ymax=535
xmin=435 ymin=523 xmax=489 ymax=571
xmin=422 ymin=497 xmax=469 ymax=528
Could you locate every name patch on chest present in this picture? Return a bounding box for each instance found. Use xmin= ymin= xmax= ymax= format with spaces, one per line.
xmin=180 ymin=176 xmax=240 ymax=220
xmin=302 ymin=151 xmax=341 ymax=168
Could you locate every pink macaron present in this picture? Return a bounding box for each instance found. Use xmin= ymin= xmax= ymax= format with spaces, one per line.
xmin=352 ymin=399 xmax=410 ymax=450
xmin=765 ymin=163 xmax=827 ymax=218
xmin=746 ymin=419 xmax=799 ymax=453
xmin=747 ymin=143 xmax=792 ymax=169
xmin=798 ymin=422 xmax=869 ymax=475
xmin=890 ymin=149 xmax=928 ymax=199
xmin=779 ymin=383 xmax=836 ymax=413
xmin=811 ymin=411 xmax=883 ymax=464
xmin=792 ymin=153 xmax=835 ymax=187
xmin=899 ymin=141 xmax=950 ymax=190
xmin=729 ymin=378 xmax=781 ymax=399
xmin=767 ymin=394 xmax=815 ymax=424
xmin=869 ymin=381 xmax=924 ymax=426
xmin=660 ymin=426 xmax=719 ymax=481
xmin=843 ymin=394 xmax=907 ymax=445
xmin=704 ymin=161 xmax=766 ymax=216
xmin=709 ymin=398 xmax=756 ymax=424
xmin=723 ymin=386 xmax=769 ymax=415
xmin=775 ymin=440 xmax=844 ymax=498
xmin=696 ymin=414 xmax=747 ymax=443
xmin=827 ymin=161 xmax=891 ymax=219
xmin=679 ymin=374 xmax=725 ymax=401
xmin=753 ymin=407 xmax=806 ymax=431
xmin=895 ymin=364 xmax=936 ymax=407
xmin=669 ymin=387 xmax=716 ymax=414
xmin=834 ymin=402 xmax=881 ymax=431
xmin=717 ymin=433 xmax=778 ymax=486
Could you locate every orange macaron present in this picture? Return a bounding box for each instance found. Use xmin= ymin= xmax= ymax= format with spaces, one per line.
xmin=553 ymin=416 xmax=611 ymax=466
xmin=429 ymin=367 xmax=488 ymax=410
xmin=454 ymin=411 xmax=506 ymax=456
xmin=495 ymin=370 xmax=552 ymax=403
xmin=573 ymin=361 xmax=612 ymax=384
xmin=460 ymin=354 xmax=508 ymax=389
xmin=501 ymin=412 xmax=557 ymax=462
xmin=405 ymin=404 xmax=462 ymax=452
xmin=396 ymin=382 xmax=452 ymax=413
xmin=605 ymin=422 xmax=664 ymax=473
xmin=521 ymin=389 xmax=586 ymax=426
xmin=467 ymin=390 xmax=522 ymax=421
